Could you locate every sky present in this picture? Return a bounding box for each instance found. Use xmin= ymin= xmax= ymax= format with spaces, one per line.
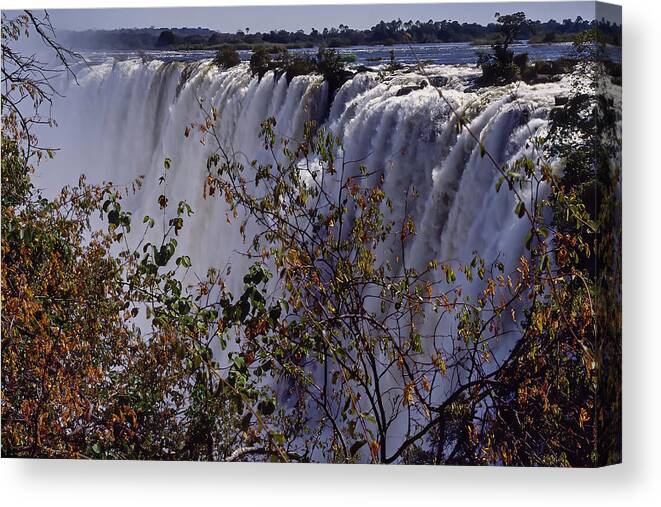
xmin=5 ymin=1 xmax=621 ymax=34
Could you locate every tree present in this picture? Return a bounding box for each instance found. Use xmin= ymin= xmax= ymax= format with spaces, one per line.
xmin=494 ymin=11 xmax=529 ymax=48
xmin=477 ymin=12 xmax=531 ymax=86
xmin=189 ymin=56 xmax=621 ymax=462
xmin=2 ymin=11 xmax=297 ymax=462
xmin=207 ymin=32 xmax=224 ymax=46
xmin=156 ymin=30 xmax=176 ymax=47
xmin=1 ymin=11 xmax=81 ymax=165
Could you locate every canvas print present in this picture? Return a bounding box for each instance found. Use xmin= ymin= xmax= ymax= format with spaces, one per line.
xmin=1 ymin=1 xmax=621 ymax=466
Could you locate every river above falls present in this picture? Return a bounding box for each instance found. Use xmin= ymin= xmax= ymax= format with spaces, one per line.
xmin=77 ymin=41 xmax=621 ymax=67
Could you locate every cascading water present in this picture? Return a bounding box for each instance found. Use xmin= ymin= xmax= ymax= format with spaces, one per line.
xmin=39 ymin=57 xmax=574 ymax=456
xmin=41 ymin=58 xmax=568 ymax=291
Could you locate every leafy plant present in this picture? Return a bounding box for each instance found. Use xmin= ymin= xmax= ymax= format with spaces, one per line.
xmin=213 ymin=45 xmax=241 ymax=69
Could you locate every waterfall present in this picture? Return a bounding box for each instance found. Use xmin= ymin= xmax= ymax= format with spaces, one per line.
xmin=39 ymin=58 xmax=572 ymax=457
xmin=41 ymin=58 xmax=568 ymax=291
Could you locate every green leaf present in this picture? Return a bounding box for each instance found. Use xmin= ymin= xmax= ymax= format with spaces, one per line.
xmin=363 ymin=413 xmax=377 ymax=424
xmin=176 ymin=255 xmax=191 ymax=268
xmin=515 ymin=201 xmax=526 ymax=218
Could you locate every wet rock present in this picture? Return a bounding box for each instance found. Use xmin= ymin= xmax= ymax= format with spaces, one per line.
xmin=396 ymin=80 xmax=429 ymax=96
xmin=429 ymin=76 xmax=448 ymax=88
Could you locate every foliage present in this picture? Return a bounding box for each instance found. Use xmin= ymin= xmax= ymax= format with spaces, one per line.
xmin=315 ymin=48 xmax=353 ymax=97
xmin=190 ymin=53 xmax=621 ymax=462
xmin=476 ymin=12 xmax=531 ymax=86
xmin=213 ymin=45 xmax=241 ymax=69
xmin=1 ymin=11 xmax=81 ymax=164
xmin=283 ymin=54 xmax=317 ymax=82
xmin=1 ymin=146 xmax=297 ymax=459
xmin=548 ymin=39 xmax=622 ymax=464
xmin=249 ymin=45 xmax=272 ymax=79
xmin=1 ymin=11 xmax=298 ymax=462
xmin=156 ymin=30 xmax=176 ymax=47
xmin=247 ymin=47 xmax=351 ymax=99
xmin=62 ymin=17 xmax=622 ymax=51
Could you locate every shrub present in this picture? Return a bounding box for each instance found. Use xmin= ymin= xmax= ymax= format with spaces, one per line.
xmin=284 ymin=55 xmax=316 ymax=82
xmin=249 ymin=46 xmax=351 ymax=97
xmin=316 ymin=48 xmax=352 ymax=96
xmin=213 ymin=45 xmax=241 ymax=69
xmin=249 ymin=45 xmax=272 ymax=78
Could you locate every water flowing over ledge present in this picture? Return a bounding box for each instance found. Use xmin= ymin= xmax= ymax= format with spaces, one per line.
xmin=38 ymin=58 xmax=575 ymax=453
xmin=42 ymin=58 xmax=569 ymax=290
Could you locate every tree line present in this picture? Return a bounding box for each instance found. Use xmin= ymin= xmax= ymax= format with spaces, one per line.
xmin=61 ymin=15 xmax=621 ymax=51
